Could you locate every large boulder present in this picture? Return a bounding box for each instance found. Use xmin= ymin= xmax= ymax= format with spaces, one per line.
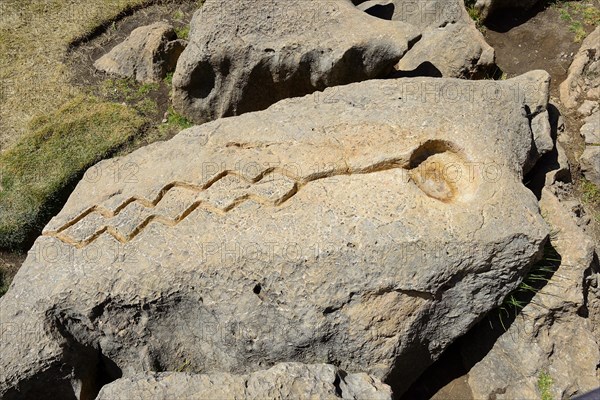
xmin=0 ymin=72 xmax=551 ymax=399
xmin=465 ymin=187 xmax=600 ymax=399
xmin=382 ymin=0 xmax=496 ymax=78
xmin=94 ymin=22 xmax=187 ymax=83
xmin=171 ymin=0 xmax=419 ymax=123
xmin=96 ymin=363 xmax=392 ymax=400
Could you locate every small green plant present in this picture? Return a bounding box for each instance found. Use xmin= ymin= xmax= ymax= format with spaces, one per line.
xmin=0 ymin=269 xmax=9 ymax=297
xmin=559 ymin=8 xmax=572 ymax=22
xmin=162 ymin=106 xmax=193 ymax=130
xmin=175 ymin=25 xmax=190 ymax=40
xmin=176 ymin=358 xmax=191 ymax=372
xmin=570 ymin=21 xmax=586 ymax=42
xmin=98 ymin=78 xmax=160 ymax=117
xmin=157 ymin=107 xmax=194 ymax=139
xmin=581 ymin=179 xmax=600 ymax=205
xmin=137 ymin=82 xmax=160 ymax=97
xmin=464 ymin=0 xmax=482 ymax=27
xmin=495 ymin=241 xmax=560 ymax=330
xmin=537 ymin=371 xmax=554 ymax=400
xmin=164 ymin=72 xmax=174 ymax=86
xmin=580 ymin=179 xmax=600 ymax=223
xmin=173 ymin=9 xmax=185 ymax=20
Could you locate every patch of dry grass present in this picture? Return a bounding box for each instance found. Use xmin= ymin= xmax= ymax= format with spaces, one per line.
xmin=0 ymin=0 xmax=160 ymax=150
xmin=0 ymin=96 xmax=146 ymax=248
xmin=0 ymin=0 xmax=165 ymax=252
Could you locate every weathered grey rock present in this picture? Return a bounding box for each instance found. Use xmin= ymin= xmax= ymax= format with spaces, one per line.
xmin=560 ymin=26 xmax=600 ymax=110
xmin=389 ymin=0 xmax=496 ymax=78
xmin=577 ymin=100 xmax=599 ymax=117
xmin=172 ymin=0 xmax=419 ymax=123
xmin=581 ymin=146 xmax=600 ymax=186
xmin=0 ymin=73 xmax=551 ymax=399
xmin=581 ymin=110 xmax=600 ymax=145
xmin=95 ymin=22 xmax=187 ymax=83
xmin=475 ymin=0 xmax=541 ymax=21
xmin=544 ymin=141 xmax=571 ymax=187
xmin=466 ymin=188 xmax=600 ymax=400
xmin=96 ymin=363 xmax=392 ymax=400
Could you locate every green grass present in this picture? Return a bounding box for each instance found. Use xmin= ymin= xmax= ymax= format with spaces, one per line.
xmin=580 ymin=178 xmax=600 ymax=223
xmin=537 ymin=371 xmax=554 ymax=400
xmin=98 ymin=78 xmax=160 ymax=117
xmin=569 ymin=21 xmax=586 ymax=42
xmin=0 ymin=270 xmax=9 ymax=297
xmin=495 ymin=241 xmax=561 ymax=330
xmin=0 ymin=96 xmax=146 ymax=249
xmin=175 ymin=25 xmax=190 ymax=40
xmin=156 ymin=106 xmax=193 ymax=138
xmin=100 ymin=78 xmax=159 ymax=103
xmin=581 ymin=179 xmax=600 ymax=204
xmin=464 ymin=0 xmax=482 ymax=27
xmin=164 ymin=72 xmax=175 ymax=86
xmin=173 ymin=9 xmax=185 ymax=20
xmin=553 ymin=1 xmax=600 ymax=42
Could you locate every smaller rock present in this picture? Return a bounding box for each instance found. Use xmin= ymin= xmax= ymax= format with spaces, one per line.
xmin=581 ymin=146 xmax=600 ymax=186
xmin=560 ymin=27 xmax=600 ymax=109
xmin=577 ymin=100 xmax=599 ymax=117
xmin=94 ymin=22 xmax=187 ymax=83
xmin=545 ymin=141 xmax=571 ymax=187
xmin=96 ymin=363 xmax=392 ymax=400
xmin=392 ymin=0 xmax=496 ymax=78
xmin=580 ymin=110 xmax=600 ymax=145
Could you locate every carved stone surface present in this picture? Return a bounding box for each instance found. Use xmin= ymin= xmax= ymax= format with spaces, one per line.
xmin=96 ymin=363 xmax=393 ymax=400
xmin=0 ymin=73 xmax=551 ymax=398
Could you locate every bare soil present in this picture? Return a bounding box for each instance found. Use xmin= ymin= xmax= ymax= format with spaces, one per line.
xmin=68 ymin=0 xmax=198 ymax=127
xmin=484 ymin=6 xmax=586 ymax=93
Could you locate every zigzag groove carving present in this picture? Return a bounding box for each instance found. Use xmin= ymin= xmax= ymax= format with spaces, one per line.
xmin=43 ymin=157 xmax=424 ymax=248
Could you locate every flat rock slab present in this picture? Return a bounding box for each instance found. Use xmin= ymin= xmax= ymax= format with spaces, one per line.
xmin=0 ymin=73 xmax=551 ymax=399
xmin=172 ymin=0 xmax=419 ymax=123
xmin=96 ymin=363 xmax=392 ymax=400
